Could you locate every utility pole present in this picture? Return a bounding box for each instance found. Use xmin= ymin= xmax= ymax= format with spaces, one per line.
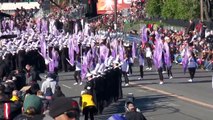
xmin=200 ymin=0 xmax=204 ymax=21
xmin=114 ymin=0 xmax=117 ymax=30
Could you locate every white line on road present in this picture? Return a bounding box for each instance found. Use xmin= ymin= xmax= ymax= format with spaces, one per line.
xmin=62 ymin=84 xmax=72 ymax=89
xmin=131 ymin=82 xmax=213 ymax=109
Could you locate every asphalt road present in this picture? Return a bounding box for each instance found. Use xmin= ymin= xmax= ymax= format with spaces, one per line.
xmin=39 ymin=63 xmax=213 ymax=120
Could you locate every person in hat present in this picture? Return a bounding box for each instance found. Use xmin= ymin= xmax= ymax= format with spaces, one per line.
xmin=112 ymin=60 xmax=123 ymax=99
xmin=79 ymin=90 xmax=97 ymax=120
xmin=84 ymin=73 xmax=94 ymax=95
xmin=49 ymin=97 xmax=80 ymax=120
xmin=14 ymin=95 xmax=44 ymax=120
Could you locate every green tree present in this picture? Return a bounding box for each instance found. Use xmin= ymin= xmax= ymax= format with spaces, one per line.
xmin=174 ymin=0 xmax=189 ymax=19
xmin=184 ymin=0 xmax=200 ymax=20
xmin=161 ymin=0 xmax=178 ymax=19
xmin=146 ymin=0 xmax=200 ymax=20
xmin=146 ymin=0 xmax=163 ymax=18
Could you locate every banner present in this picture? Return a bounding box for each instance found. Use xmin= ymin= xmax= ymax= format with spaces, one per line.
xmin=97 ymin=0 xmax=131 ymax=14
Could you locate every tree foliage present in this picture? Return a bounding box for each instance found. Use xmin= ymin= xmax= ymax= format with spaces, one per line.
xmin=146 ymin=0 xmax=200 ymax=20
xmin=146 ymin=0 xmax=163 ymax=18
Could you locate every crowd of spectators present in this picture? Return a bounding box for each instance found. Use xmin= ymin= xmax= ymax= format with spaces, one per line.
xmin=0 ymin=0 xmax=87 ymax=33
xmin=0 ymin=7 xmax=39 ymax=32
xmin=88 ymin=0 xmax=146 ymax=33
xmin=1 ymin=0 xmax=145 ymax=34
xmin=0 ymin=0 xmax=212 ymax=119
xmin=142 ymin=20 xmax=213 ymax=71
xmin=0 ymin=66 xmax=81 ymax=119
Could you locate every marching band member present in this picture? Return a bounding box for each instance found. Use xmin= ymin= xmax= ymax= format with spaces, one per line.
xmin=138 ymin=47 xmax=145 ymax=80
xmin=187 ymin=51 xmax=197 ymax=82
xmin=145 ymin=43 xmax=152 ymax=70
xmin=164 ymin=37 xmax=173 ymax=79
xmin=73 ymin=55 xmax=82 ymax=85
xmin=121 ymin=54 xmax=130 ymax=86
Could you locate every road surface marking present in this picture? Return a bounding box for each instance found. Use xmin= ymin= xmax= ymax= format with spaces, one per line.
xmin=131 ymin=82 xmax=213 ymax=109
xmin=62 ymin=84 xmax=72 ymax=89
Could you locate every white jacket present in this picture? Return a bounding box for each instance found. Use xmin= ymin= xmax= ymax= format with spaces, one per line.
xmin=41 ymin=77 xmax=57 ymax=94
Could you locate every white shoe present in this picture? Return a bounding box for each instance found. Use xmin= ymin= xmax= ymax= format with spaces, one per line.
xmin=73 ymin=82 xmax=78 ymax=85
xmin=125 ymin=83 xmax=129 ymax=86
xmin=146 ymin=68 xmax=149 ymax=70
xmin=149 ymin=68 xmax=152 ymax=70
xmin=159 ymin=81 xmax=164 ymax=85
xmin=79 ymin=82 xmax=83 ymax=85
xmin=188 ymin=79 xmax=193 ymax=82
xmin=162 ymin=71 xmax=167 ymax=73
xmin=127 ymin=74 xmax=130 ymax=76
xmin=138 ymin=77 xmax=142 ymax=80
xmin=169 ymin=76 xmax=173 ymax=79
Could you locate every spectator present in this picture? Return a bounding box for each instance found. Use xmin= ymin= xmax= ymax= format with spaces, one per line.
xmin=41 ymin=72 xmax=57 ymax=95
xmin=125 ymin=102 xmax=147 ymax=120
xmin=14 ymin=95 xmax=44 ymax=120
xmin=7 ymin=69 xmax=26 ymax=91
xmin=49 ymin=97 xmax=80 ymax=120
xmin=13 ymin=69 xmax=26 ymax=91
xmin=79 ymin=90 xmax=97 ymax=120
xmin=4 ymin=81 xmax=14 ymax=99
xmin=0 ymin=93 xmax=22 ymax=120
xmin=25 ymin=64 xmax=41 ymax=85
xmin=10 ymin=90 xmax=19 ymax=102
xmin=186 ymin=19 xmax=195 ymax=34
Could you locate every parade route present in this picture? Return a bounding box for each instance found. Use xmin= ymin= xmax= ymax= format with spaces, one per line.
xmin=45 ymin=64 xmax=213 ymax=120
xmin=134 ymin=83 xmax=213 ymax=109
xmin=1 ymin=1 xmax=213 ymax=119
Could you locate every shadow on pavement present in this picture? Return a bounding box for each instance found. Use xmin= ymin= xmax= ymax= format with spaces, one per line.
xmin=94 ymin=95 xmax=180 ymax=120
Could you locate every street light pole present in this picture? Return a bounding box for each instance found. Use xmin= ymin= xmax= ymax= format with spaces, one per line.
xmin=114 ymin=0 xmax=117 ymax=30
